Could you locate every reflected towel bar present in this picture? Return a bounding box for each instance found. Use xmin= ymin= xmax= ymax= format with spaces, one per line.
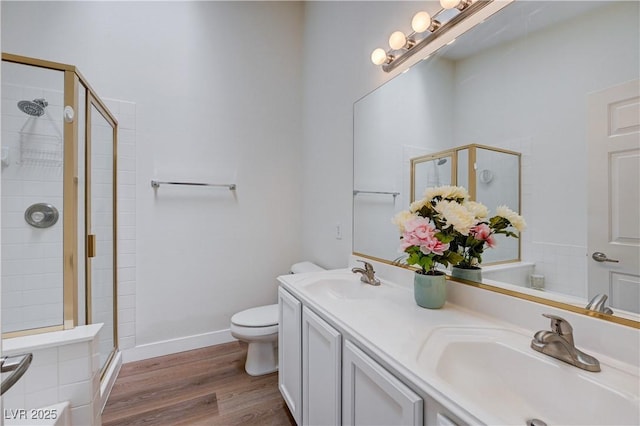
xmin=353 ymin=190 xmax=399 ymax=200
xmin=151 ymin=180 xmax=236 ymax=190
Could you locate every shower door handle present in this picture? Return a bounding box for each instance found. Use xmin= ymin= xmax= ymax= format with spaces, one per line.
xmin=1 ymin=353 xmax=33 ymax=395
xmin=592 ymin=252 xmax=619 ymax=263
xmin=88 ymin=234 xmax=96 ymax=258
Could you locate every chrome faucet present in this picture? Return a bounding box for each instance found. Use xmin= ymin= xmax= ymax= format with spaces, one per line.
xmin=531 ymin=313 xmax=600 ymax=372
xmin=351 ymin=260 xmax=381 ymax=286
xmin=585 ymin=294 xmax=613 ymax=315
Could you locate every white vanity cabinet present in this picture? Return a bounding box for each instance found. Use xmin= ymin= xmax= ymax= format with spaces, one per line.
xmin=279 ymin=286 xmax=425 ymax=425
xmin=278 ymin=287 xmax=303 ymax=424
xmin=343 ymin=340 xmax=423 ymax=426
xmin=302 ymin=306 xmax=341 ymax=425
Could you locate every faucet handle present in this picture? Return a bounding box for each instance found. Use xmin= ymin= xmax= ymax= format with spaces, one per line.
xmin=356 ymin=260 xmax=374 ymax=272
xmin=542 ymin=313 xmax=573 ymax=335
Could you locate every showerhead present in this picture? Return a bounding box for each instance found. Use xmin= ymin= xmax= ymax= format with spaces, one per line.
xmin=17 ymin=98 xmax=48 ymax=117
xmin=436 ymin=158 xmax=447 ymax=166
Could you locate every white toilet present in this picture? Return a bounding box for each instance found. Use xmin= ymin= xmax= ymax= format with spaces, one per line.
xmin=230 ymin=261 xmax=324 ymax=376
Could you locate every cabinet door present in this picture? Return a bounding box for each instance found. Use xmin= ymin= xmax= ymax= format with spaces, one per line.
xmin=343 ymin=341 xmax=423 ymax=426
xmin=302 ymin=306 xmax=342 ymax=426
xmin=278 ymin=287 xmax=302 ymax=424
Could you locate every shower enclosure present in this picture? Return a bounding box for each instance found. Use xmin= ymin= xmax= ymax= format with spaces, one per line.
xmin=411 ymin=144 xmax=521 ymax=264
xmin=1 ymin=53 xmax=118 ymax=375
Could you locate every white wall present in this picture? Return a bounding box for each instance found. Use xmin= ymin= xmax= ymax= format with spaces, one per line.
xmin=1 ymin=0 xmax=449 ymax=358
xmin=300 ymin=1 xmax=441 ymax=267
xmin=2 ymin=1 xmax=305 ymax=357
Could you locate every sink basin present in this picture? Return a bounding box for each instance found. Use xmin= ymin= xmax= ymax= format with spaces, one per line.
xmin=417 ymin=327 xmax=640 ymax=425
xmin=303 ymin=277 xmax=381 ymax=300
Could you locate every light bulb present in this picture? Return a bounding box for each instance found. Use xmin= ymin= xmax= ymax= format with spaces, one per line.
xmin=388 ymin=31 xmax=407 ymax=50
xmin=411 ymin=11 xmax=432 ymax=33
xmin=371 ymin=48 xmax=388 ymax=65
xmin=440 ymin=0 xmax=461 ymax=9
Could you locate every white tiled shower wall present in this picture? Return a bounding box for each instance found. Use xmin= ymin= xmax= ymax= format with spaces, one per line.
xmin=104 ymin=96 xmax=137 ymax=354
xmin=1 ymin=83 xmax=65 ymax=332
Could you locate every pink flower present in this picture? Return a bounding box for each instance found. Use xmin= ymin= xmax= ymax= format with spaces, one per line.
xmin=420 ymin=238 xmax=450 ymax=256
xmin=400 ymin=217 xmax=435 ymax=250
xmin=400 ymin=216 xmax=450 ymax=255
xmin=470 ymin=223 xmax=496 ymax=248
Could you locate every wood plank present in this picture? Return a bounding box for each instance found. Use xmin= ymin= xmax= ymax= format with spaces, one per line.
xmin=102 ymin=342 xmax=295 ymax=426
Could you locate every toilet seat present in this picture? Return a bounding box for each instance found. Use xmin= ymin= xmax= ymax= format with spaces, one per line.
xmin=231 ymin=304 xmax=278 ymax=328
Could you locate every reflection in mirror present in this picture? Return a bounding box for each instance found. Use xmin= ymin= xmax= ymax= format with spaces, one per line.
xmin=411 ymin=153 xmax=453 ymax=200
xmin=353 ymin=1 xmax=640 ymax=323
xmin=411 ymin=144 xmax=521 ymax=264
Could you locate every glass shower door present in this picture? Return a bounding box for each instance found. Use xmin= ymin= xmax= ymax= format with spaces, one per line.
xmin=86 ymin=96 xmax=117 ymax=372
xmin=1 ymin=61 xmax=66 ymax=335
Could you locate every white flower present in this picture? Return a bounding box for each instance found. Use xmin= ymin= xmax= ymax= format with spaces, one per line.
xmin=391 ymin=210 xmax=416 ymax=233
xmin=464 ymin=201 xmax=489 ymax=219
xmin=496 ymin=205 xmax=527 ymax=232
xmin=423 ymin=185 xmax=469 ymax=201
xmin=409 ymin=198 xmax=428 ymax=213
xmin=434 ymin=199 xmax=476 ymax=235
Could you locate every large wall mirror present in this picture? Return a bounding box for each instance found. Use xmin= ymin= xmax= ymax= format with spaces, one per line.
xmin=353 ymin=0 xmax=639 ymax=326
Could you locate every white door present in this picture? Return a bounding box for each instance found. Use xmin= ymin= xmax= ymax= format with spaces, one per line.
xmin=302 ymin=306 xmax=341 ymax=426
xmin=587 ymin=79 xmax=640 ymax=313
xmin=343 ymin=340 xmax=422 ymax=426
xmin=278 ymin=287 xmax=302 ymax=424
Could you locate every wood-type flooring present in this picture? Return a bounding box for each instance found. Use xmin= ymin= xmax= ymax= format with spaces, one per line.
xmin=102 ymin=341 xmax=295 ymax=425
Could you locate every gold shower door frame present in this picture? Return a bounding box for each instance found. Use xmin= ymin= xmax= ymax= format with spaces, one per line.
xmin=1 ymin=53 xmax=118 ymax=362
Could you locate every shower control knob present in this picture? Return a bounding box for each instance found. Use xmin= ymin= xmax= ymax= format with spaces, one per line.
xmin=592 ymin=252 xmax=619 ymax=263
xmin=64 ymin=106 xmax=75 ymax=123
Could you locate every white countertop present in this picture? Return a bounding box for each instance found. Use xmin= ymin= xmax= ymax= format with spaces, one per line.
xmin=278 ymin=267 xmax=640 ymax=425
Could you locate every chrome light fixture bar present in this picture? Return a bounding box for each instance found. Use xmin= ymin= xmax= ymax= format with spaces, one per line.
xmin=372 ymin=0 xmax=490 ymax=73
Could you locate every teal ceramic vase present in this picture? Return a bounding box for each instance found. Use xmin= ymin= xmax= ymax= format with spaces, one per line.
xmin=413 ymin=272 xmax=446 ymax=309
xmin=451 ymin=266 xmax=482 ymax=282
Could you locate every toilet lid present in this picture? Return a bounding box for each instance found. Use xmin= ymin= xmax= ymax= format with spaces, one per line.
xmin=231 ymin=304 xmax=278 ymax=327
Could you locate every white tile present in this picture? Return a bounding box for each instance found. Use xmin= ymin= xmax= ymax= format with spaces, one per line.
xmin=58 ymin=357 xmax=90 ymax=385
xmin=118 ymin=322 xmax=135 ymax=338
xmin=117 ymin=143 xmax=135 ymax=159
xmin=117 ymin=267 xmax=136 ymax=282
xmin=117 ymin=294 xmax=135 ymax=309
xmin=24 ymin=363 xmax=58 ymax=393
xmin=118 ymin=308 xmax=135 ymax=323
xmin=103 ymin=99 xmax=120 ymax=115
xmin=1 ymin=376 xmax=26 ymax=408
xmin=70 ymin=404 xmax=92 ymax=426
xmin=58 ymin=380 xmax=92 ymax=406
xmin=117 ymin=254 xmax=136 ymax=268
xmin=118 ymin=129 xmax=136 ymax=145
xmin=58 ymin=342 xmax=90 ymax=361
xmin=118 ymin=101 xmax=136 ymax=116
xmin=30 ymin=347 xmax=58 ymax=367
xmin=118 ymin=280 xmax=136 ymax=296
xmin=24 ymin=387 xmax=57 ymax=410
xmin=119 ymin=336 xmax=136 ymax=350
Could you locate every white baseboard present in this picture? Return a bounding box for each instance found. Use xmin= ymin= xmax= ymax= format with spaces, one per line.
xmin=121 ymin=329 xmax=236 ymax=363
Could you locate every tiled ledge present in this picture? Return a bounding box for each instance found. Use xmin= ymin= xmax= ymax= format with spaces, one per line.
xmin=3 ymin=324 xmax=103 ymax=355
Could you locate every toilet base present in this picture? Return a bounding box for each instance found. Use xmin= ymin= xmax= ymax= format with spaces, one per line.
xmin=245 ymin=340 xmax=278 ymax=376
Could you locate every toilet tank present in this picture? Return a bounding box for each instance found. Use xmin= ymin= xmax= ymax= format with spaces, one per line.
xmin=290 ymin=262 xmax=325 ymax=274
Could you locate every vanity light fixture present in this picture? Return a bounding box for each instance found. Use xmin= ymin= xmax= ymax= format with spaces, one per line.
xmin=371 ymin=0 xmax=490 ymax=72
xmin=440 ymin=0 xmax=473 ymax=11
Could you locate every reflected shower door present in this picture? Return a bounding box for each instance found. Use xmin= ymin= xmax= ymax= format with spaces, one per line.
xmin=87 ymin=97 xmax=117 ymax=372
